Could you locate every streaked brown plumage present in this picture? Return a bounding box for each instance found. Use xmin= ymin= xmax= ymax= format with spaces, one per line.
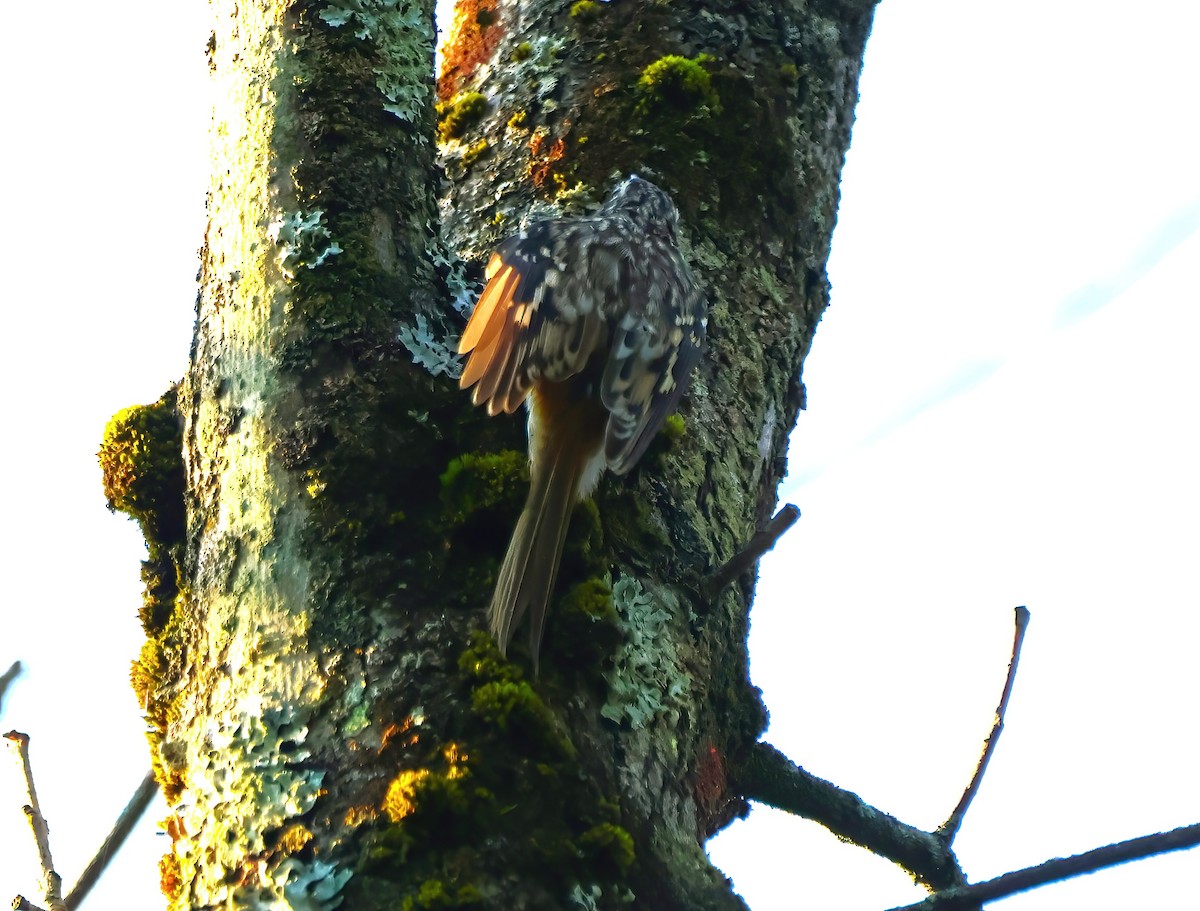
xmin=458 ymin=177 xmax=706 ymax=667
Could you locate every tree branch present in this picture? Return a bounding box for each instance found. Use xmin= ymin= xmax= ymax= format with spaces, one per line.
xmin=65 ymin=770 xmax=159 ymax=909
xmin=704 ymin=504 xmax=800 ymax=596
xmin=5 ymin=731 xmax=68 ymax=911
xmin=0 ymin=660 xmax=21 ymax=716
xmin=737 ymin=741 xmax=965 ymax=890
xmin=738 ymin=607 xmax=1194 ymax=909
xmin=938 ymin=606 xmax=1030 ymax=841
xmin=885 ymin=822 xmax=1200 ymax=911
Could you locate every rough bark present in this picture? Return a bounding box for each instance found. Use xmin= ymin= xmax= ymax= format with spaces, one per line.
xmin=108 ymin=0 xmax=876 ymax=908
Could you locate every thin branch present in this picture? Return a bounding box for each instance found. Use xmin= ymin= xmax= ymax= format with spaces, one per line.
xmin=0 ymin=660 xmax=21 ymax=716
xmin=886 ymin=821 xmax=1200 ymax=911
xmin=737 ymin=741 xmax=966 ymax=891
xmin=938 ymin=606 xmax=1030 ymax=841
xmin=65 ymin=771 xmax=159 ymax=909
xmin=4 ymin=731 xmax=68 ymax=911
xmin=704 ymin=503 xmax=800 ymax=596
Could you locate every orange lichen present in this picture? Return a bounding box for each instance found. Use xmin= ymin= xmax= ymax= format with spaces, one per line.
xmin=382 ymin=744 xmax=471 ymax=823
xmin=381 ymin=716 xmax=419 ymax=749
xmin=159 ymin=852 xmax=183 ymax=901
xmin=345 ymin=804 xmax=381 ymax=826
xmin=277 ymin=823 xmax=314 ymax=854
xmin=438 ymin=0 xmax=504 ymax=101
xmin=164 ymin=814 xmax=187 ymax=842
xmin=527 ymin=128 xmax=567 ymax=190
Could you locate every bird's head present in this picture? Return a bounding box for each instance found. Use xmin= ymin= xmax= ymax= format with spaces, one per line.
xmin=602 ymin=175 xmax=680 ymax=240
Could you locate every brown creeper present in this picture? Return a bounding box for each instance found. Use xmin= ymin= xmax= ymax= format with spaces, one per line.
xmin=458 ymin=176 xmax=707 ymax=667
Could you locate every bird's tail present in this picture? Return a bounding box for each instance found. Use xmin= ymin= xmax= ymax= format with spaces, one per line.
xmin=489 ymin=435 xmax=584 ymax=669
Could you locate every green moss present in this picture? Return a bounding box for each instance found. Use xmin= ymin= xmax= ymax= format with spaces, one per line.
xmin=559 ymin=44 xmax=801 ymax=230
xmin=471 ymin=680 xmax=540 ymax=730
xmin=635 ymin=53 xmax=720 ymax=119
xmin=149 ymin=731 xmax=185 ymax=805
xmin=560 ymin=496 xmax=602 ymax=567
xmin=510 ymin=41 xmax=533 ymax=62
xmin=383 ymin=767 xmax=469 ymax=824
xmin=452 ymin=885 xmax=482 ymax=906
xmin=661 ymin=413 xmax=686 ymax=443
xmin=131 ymin=638 xmax=167 ymax=726
xmin=101 ymin=386 xmax=188 ymax=799
xmin=366 ymin=757 xmax=484 ymax=892
xmin=440 ymin=450 xmax=525 ymax=511
xmin=551 ymin=578 xmax=619 ymax=668
xmin=401 ymin=879 xmax=483 ymax=910
xmin=578 ymin=823 xmax=635 ymax=871
xmin=440 ymin=449 xmax=527 ymax=526
xmin=558 ymin=578 xmax=614 ymax=624
xmin=569 ymin=0 xmax=601 ymax=21
xmin=99 ymin=387 xmax=185 ymax=546
xmin=628 ymin=412 xmax=689 ymax=474
xmin=411 ymin=880 xmax=448 ymax=907
xmin=437 ymin=448 xmax=527 ymax=600
xmin=458 ymin=630 xmax=524 ymax=685
xmin=376 ymin=743 xmax=484 ymax=868
xmin=436 ymin=91 xmax=488 ymax=143
xmin=461 ymin=138 xmax=491 ymax=169
xmin=133 ymin=583 xmax=191 ymax=798
xmin=387 ymin=642 xmax=645 ymax=906
xmin=556 ymin=42 xmax=799 ymax=219
xmin=138 ymin=554 xmax=179 ymax=634
xmin=472 ymin=680 xmax=576 ymax=759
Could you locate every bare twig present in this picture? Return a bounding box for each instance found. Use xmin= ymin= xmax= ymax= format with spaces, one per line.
xmin=704 ymin=503 xmax=800 ymax=596
xmin=0 ymin=660 xmax=21 ymax=716
xmin=65 ymin=770 xmax=159 ymax=909
xmin=5 ymin=731 xmax=68 ymax=911
xmin=886 ymin=821 xmax=1200 ymax=911
xmin=938 ymin=606 xmax=1030 ymax=841
xmin=736 ymin=606 xmax=1193 ymax=910
xmin=737 ymin=741 xmax=966 ymax=891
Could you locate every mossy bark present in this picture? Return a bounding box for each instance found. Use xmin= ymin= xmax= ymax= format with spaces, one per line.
xmin=137 ymin=0 xmax=877 ymax=908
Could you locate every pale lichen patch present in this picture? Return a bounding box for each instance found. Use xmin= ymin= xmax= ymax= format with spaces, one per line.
xmin=601 ymin=576 xmax=692 ymax=730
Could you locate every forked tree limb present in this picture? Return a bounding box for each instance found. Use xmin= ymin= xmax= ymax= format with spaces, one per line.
xmin=0 ymin=660 xmax=21 ymax=716
xmin=65 ymin=771 xmax=159 ymax=909
xmin=704 ymin=504 xmax=800 ymax=596
xmin=5 ymin=731 xmax=68 ymax=911
xmin=939 ymin=606 xmax=1030 ymax=841
xmin=739 ymin=608 xmax=1198 ymax=909
xmin=737 ymin=741 xmax=967 ymax=891
xmin=884 ymin=822 xmax=1200 ymax=911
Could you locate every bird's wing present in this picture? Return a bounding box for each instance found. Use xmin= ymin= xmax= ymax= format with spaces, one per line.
xmin=599 ymin=235 xmax=706 ymax=474
xmin=458 ymin=217 xmax=615 ymax=416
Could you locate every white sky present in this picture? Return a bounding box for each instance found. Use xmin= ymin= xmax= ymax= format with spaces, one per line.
xmin=1 ymin=1 xmax=1197 ymax=909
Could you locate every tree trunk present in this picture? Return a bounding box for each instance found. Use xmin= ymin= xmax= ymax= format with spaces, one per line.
xmin=116 ymin=0 xmax=876 ymax=907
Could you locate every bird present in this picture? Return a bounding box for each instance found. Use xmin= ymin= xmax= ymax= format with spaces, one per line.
xmin=458 ymin=176 xmax=707 ymax=668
